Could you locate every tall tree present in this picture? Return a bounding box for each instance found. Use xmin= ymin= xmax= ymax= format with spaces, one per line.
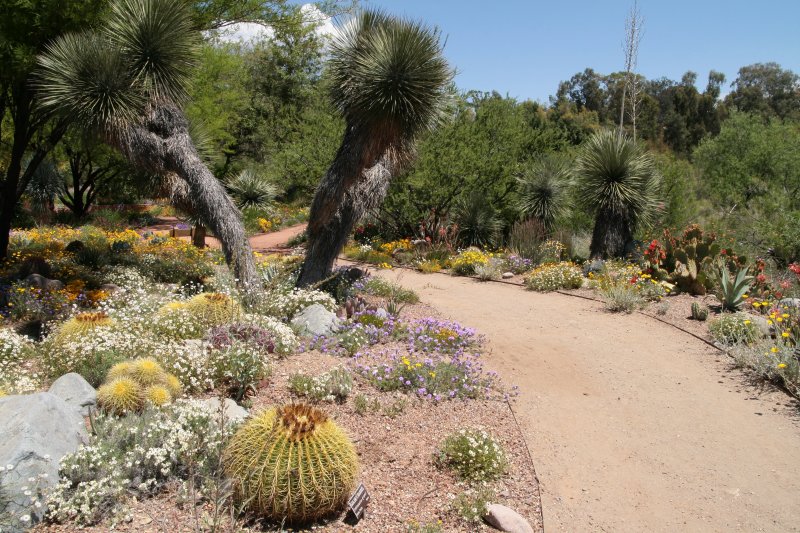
xmin=726 ymin=63 xmax=800 ymax=120
xmin=0 ymin=0 xmax=107 ymax=259
xmin=297 ymin=10 xmax=452 ymax=286
xmin=36 ymin=0 xmax=261 ymax=294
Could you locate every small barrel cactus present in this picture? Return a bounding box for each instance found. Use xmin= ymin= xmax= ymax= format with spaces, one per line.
xmin=97 ymin=377 xmax=144 ymax=415
xmin=184 ymin=292 xmax=240 ymax=325
xmin=53 ymin=312 xmax=115 ymax=342
xmin=131 ymin=357 xmax=167 ymax=386
xmin=224 ymin=403 xmax=358 ymax=523
xmin=691 ymin=301 xmax=709 ymax=321
xmin=143 ymin=385 xmax=172 ymax=406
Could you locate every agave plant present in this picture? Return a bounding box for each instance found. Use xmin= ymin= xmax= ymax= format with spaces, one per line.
xmin=715 ymin=263 xmax=753 ymax=311
xmin=574 ymin=130 xmax=661 ymax=259
xmin=226 ymin=169 xmax=278 ymax=211
xmin=35 ymin=0 xmax=260 ymax=294
xmin=517 ymin=155 xmax=572 ymax=233
xmin=297 ymin=9 xmax=453 ymax=286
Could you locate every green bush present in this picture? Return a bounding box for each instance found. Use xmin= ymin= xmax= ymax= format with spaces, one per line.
xmin=208 ymin=341 xmax=271 ymax=401
xmin=709 ymin=313 xmax=760 ymax=345
xmin=289 ymin=367 xmax=353 ymax=403
xmin=437 ymin=428 xmax=506 ymax=482
xmin=524 ymin=262 xmax=583 ymax=292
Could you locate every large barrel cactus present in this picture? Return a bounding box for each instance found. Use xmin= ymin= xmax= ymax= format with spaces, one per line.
xmin=53 ymin=311 xmax=115 ymax=342
xmin=224 ymin=403 xmax=358 ymax=523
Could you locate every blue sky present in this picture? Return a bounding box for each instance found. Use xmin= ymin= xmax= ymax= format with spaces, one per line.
xmin=360 ymin=0 xmax=800 ymax=103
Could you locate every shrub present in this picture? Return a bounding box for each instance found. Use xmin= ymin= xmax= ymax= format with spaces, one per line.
xmin=289 ymin=367 xmax=353 ymax=403
xmin=452 ymin=487 xmax=496 ymax=524
xmin=453 ymin=191 xmax=502 ymax=248
xmin=0 ymin=328 xmax=36 ymax=394
xmin=709 ymin=313 xmax=760 ymax=345
xmin=416 ymin=259 xmax=443 ymax=273
xmin=47 ymin=401 xmax=237 ymax=525
xmin=600 ymin=284 xmax=645 ymax=313
xmin=450 ymin=249 xmax=490 ymax=276
xmin=208 ymin=341 xmax=271 ymax=401
xmin=223 ymin=404 xmax=358 ymax=523
xmin=474 ymin=260 xmax=502 ymax=281
xmin=254 ymin=288 xmax=337 ymax=319
xmin=206 ymin=323 xmax=275 ymax=354
xmin=503 ymin=254 xmax=534 ymax=275
xmin=731 ymin=339 xmax=799 ymax=397
xmin=524 ymin=262 xmax=583 ymax=292
xmin=507 ymin=219 xmax=546 ymax=260
xmin=538 ymin=239 xmax=566 ymax=264
xmin=361 ymin=277 xmax=419 ymax=304
xmin=437 ymin=428 xmax=506 ymax=482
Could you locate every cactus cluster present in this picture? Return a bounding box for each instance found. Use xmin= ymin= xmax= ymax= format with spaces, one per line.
xmin=97 ymin=358 xmax=182 ymax=414
xmin=223 ymin=403 xmax=358 ymax=524
xmin=650 ymin=225 xmax=745 ymax=296
xmin=337 ymin=295 xmax=368 ymax=319
xmin=157 ymin=292 xmax=240 ymax=327
xmin=691 ymin=302 xmax=709 ymax=321
xmin=53 ymin=311 xmax=115 ymax=342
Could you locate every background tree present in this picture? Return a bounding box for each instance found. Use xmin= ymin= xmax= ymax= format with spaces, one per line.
xmin=726 ymin=63 xmax=800 ymax=120
xmin=297 ymin=10 xmax=452 ymax=286
xmin=575 ymin=130 xmax=661 ymax=258
xmin=36 ymin=0 xmax=261 ymax=293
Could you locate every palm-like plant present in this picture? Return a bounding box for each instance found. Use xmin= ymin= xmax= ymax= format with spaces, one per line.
xmin=297 ymin=9 xmax=452 ymax=286
xmin=517 ymin=155 xmax=572 ymax=233
xmin=226 ymin=169 xmax=279 ymax=211
xmin=35 ymin=0 xmax=261 ymax=295
xmin=453 ymin=191 xmax=502 ymax=248
xmin=574 ymin=130 xmax=661 ymax=258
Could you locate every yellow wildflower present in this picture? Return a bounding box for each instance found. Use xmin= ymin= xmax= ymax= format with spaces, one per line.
xmin=777 ymin=363 xmax=787 ymax=369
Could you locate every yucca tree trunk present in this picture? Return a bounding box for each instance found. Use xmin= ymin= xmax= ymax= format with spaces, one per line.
xmin=590 ymin=211 xmax=633 ymax=259
xmin=120 ymin=104 xmax=261 ymax=298
xmin=297 ymin=127 xmax=394 ymax=287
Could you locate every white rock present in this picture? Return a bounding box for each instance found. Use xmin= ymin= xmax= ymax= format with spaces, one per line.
xmin=502 ymin=272 xmax=514 ymax=279
xmin=484 ymin=503 xmax=534 ymax=533
xmin=195 ymin=397 xmax=248 ymax=422
xmin=290 ymin=303 xmax=340 ymax=337
xmin=48 ymin=373 xmax=97 ymax=416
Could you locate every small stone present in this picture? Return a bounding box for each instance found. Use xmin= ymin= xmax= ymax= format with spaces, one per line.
xmin=196 ymin=397 xmax=248 ymax=423
xmin=749 ymin=315 xmax=772 ymax=338
xmin=99 ymin=283 xmax=121 ymax=294
xmin=23 ymin=273 xmax=63 ymax=291
xmin=502 ymin=272 xmax=514 ymax=279
xmin=484 ymin=503 xmax=534 ymax=533
xmin=48 ymin=373 xmax=97 ymax=416
xmin=779 ymin=298 xmax=800 ymax=309
xmin=374 ymin=308 xmax=390 ymax=319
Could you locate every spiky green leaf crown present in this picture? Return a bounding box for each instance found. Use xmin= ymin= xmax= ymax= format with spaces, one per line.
xmin=329 ymin=9 xmax=453 ymax=139
xmin=36 ymin=0 xmax=198 ymax=130
xmin=518 ymin=155 xmax=572 ymax=230
xmin=575 ymin=130 xmax=662 ymax=227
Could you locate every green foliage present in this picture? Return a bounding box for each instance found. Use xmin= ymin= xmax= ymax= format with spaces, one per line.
xmin=452 ymin=191 xmax=503 ymax=248
xmin=450 ymin=249 xmax=490 ymax=276
xmin=225 ymin=168 xmax=278 ymax=211
xmin=691 ymin=302 xmax=709 ymax=321
xmin=223 ymin=404 xmax=358 ymax=523
xmin=600 ymin=283 xmax=645 ymax=313
xmin=437 ymin=428 xmax=506 ymax=482
xmin=518 ymin=154 xmax=572 ymax=232
xmin=208 ymin=341 xmax=271 ymax=402
xmin=352 ymin=393 xmax=381 ymax=416
xmin=714 ymin=264 xmax=753 ymax=311
xmin=288 ymin=367 xmax=353 ymax=403
xmin=329 ymin=9 xmax=452 ymax=139
xmin=362 ymin=277 xmax=419 ymax=304
xmin=452 ymin=487 xmax=496 ymax=524
xmin=574 ymin=130 xmax=661 ymax=258
xmin=709 ymin=313 xmax=760 ymax=346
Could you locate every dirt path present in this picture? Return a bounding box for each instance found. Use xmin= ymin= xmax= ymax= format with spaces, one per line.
xmin=361 ymin=265 xmax=800 ymax=533
xmin=138 ymin=221 xmax=307 ymax=252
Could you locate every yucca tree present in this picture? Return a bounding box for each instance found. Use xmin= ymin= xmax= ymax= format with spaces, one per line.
xmin=575 ymin=130 xmax=661 ymax=258
xmin=453 ymin=191 xmax=502 ymax=248
xmin=35 ymin=0 xmax=261 ymax=295
xmin=296 ymin=10 xmax=453 ymax=286
xmin=517 ymin=155 xmax=572 ymax=234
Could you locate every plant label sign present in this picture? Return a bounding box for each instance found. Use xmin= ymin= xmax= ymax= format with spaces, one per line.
xmin=347 ymin=483 xmax=370 ymax=521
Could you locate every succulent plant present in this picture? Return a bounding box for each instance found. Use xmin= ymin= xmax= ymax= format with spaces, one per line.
xmin=53 ymin=311 xmax=115 ymax=342
xmin=691 ymin=301 xmax=709 ymax=321
xmin=131 ymin=357 xmax=167 ymax=386
xmin=224 ymin=403 xmax=358 ymax=523
xmin=714 ymin=264 xmax=753 ymax=311
xmin=184 ymin=292 xmax=240 ymax=325
xmin=97 ymin=357 xmax=183 ymax=414
xmin=144 ymin=385 xmax=172 ymax=406
xmin=97 ymin=377 xmax=144 ymax=415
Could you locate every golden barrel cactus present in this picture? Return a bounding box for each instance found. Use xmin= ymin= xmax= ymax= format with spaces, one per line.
xmin=184 ymin=292 xmax=240 ymax=326
xmin=54 ymin=312 xmax=115 ymax=342
xmin=224 ymin=404 xmax=358 ymax=523
xmin=97 ymin=377 xmax=144 ymax=415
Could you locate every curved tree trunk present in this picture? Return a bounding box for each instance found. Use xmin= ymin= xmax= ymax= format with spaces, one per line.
xmin=296 ymin=125 xmax=396 ymax=287
xmin=590 ymin=211 xmax=633 ymax=259
xmin=117 ymin=104 xmax=261 ymax=299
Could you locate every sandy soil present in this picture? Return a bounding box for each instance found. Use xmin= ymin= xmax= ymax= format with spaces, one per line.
xmin=360 ymin=264 xmax=800 ymax=533
xmin=139 ymin=220 xmax=307 ymax=253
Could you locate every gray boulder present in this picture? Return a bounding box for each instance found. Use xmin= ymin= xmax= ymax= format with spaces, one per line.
xmin=48 ymin=373 xmax=97 ymax=417
xmin=582 ymin=259 xmax=605 ymax=277
xmin=750 ymin=315 xmax=773 ymax=338
xmin=22 ymin=273 xmax=63 ymax=292
xmin=291 ymin=304 xmax=340 ymax=337
xmin=484 ymin=503 xmax=534 ymax=533
xmin=0 ymin=393 xmax=88 ymax=526
xmin=195 ymin=397 xmax=248 ymax=423
xmin=502 ymin=272 xmax=514 ymax=279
